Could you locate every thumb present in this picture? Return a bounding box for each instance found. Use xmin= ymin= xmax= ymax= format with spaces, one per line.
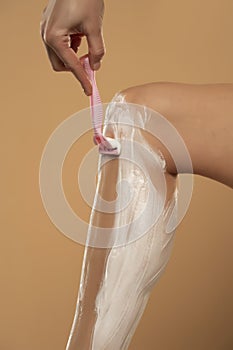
xmin=86 ymin=31 xmax=105 ymax=70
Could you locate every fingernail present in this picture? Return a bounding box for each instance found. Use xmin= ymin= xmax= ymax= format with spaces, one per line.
xmin=84 ymin=89 xmax=92 ymax=96
xmin=93 ymin=62 xmax=100 ymax=70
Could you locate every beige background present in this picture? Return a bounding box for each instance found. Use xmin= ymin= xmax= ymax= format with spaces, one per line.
xmin=1 ymin=0 xmax=233 ymax=349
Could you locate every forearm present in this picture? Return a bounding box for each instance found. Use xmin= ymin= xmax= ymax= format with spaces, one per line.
xmin=123 ymin=83 xmax=233 ymax=188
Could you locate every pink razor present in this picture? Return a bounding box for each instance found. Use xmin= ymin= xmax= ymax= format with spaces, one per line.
xmin=83 ymin=57 xmax=121 ymax=156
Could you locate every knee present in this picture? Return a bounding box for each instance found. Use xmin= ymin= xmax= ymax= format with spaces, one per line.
xmin=120 ymin=82 xmax=173 ymax=117
xmin=118 ymin=84 xmax=177 ymax=175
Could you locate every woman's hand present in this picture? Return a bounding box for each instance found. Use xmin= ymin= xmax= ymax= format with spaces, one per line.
xmin=40 ymin=0 xmax=105 ymax=95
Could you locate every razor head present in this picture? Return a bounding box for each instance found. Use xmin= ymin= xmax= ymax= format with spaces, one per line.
xmin=97 ymin=136 xmax=121 ymax=156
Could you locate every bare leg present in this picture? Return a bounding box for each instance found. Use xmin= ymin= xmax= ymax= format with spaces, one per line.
xmin=66 ymin=83 xmax=233 ymax=349
xmin=66 ymin=94 xmax=178 ymax=349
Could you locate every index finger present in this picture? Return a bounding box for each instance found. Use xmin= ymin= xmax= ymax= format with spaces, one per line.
xmin=51 ymin=36 xmax=92 ymax=95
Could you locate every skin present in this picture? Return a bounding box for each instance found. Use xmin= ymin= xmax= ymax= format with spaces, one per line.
xmin=40 ymin=0 xmax=105 ymax=95
xmin=66 ymin=125 xmax=177 ymax=350
xmin=41 ymin=3 xmax=232 ymax=349
xmin=122 ymin=83 xmax=233 ymax=189
xmin=66 ymin=84 xmax=233 ymax=348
